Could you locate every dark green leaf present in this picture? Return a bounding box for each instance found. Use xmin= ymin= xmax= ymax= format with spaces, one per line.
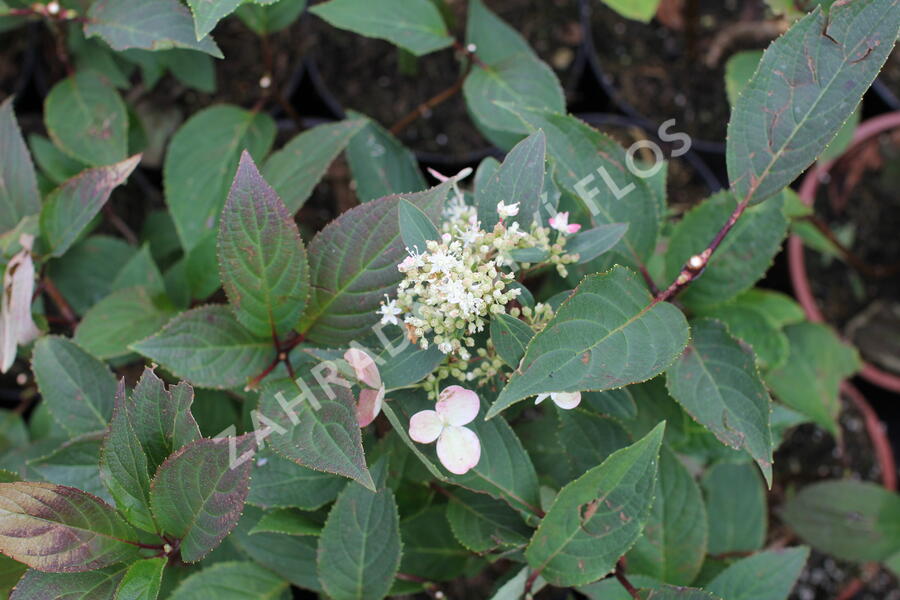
xmin=0 ymin=482 xmax=139 ymax=572
xmin=186 ymin=0 xmax=242 ymax=40
xmin=0 ymin=97 xmax=39 ymax=233
xmin=45 ymin=235 xmax=135 ymax=315
xmin=168 ymin=562 xmax=290 ymax=600
xmin=726 ymin=0 xmax=899 ymax=204
xmin=490 ymin=313 xmax=533 ymax=368
xmin=600 ymin=0 xmax=661 ymax=22
xmin=525 ymin=423 xmax=665 ymax=586
xmin=248 ymin=450 xmax=346 ymax=510
xmin=41 ymin=155 xmax=140 ymax=257
xmin=399 ymin=506 xmax=473 ymax=581
xmin=115 ymin=557 xmax=166 ymax=600
xmin=27 ymin=434 xmax=107 ymax=501
xmin=765 ymin=322 xmax=860 ymax=435
xmin=706 ymin=547 xmax=809 ymax=600
xmin=317 ymin=461 xmax=401 ymax=600
xmin=75 ymin=287 xmax=177 ymax=360
xmin=398 ymin=198 xmax=439 ymax=255
xmin=250 ymin=508 xmax=321 ymax=536
xmin=237 ymin=0 xmax=307 ymax=34
xmin=665 ymin=318 xmax=773 ymax=484
xmin=86 ymin=0 xmax=223 ymax=57
xmin=488 ymin=266 xmax=689 ymax=418
xmin=627 ymin=449 xmax=707 ymax=586
xmin=150 ymin=435 xmax=255 ymax=562
xmin=556 ymin=408 xmax=631 ymax=476
xmin=345 ymin=113 xmax=426 ymax=203
xmin=131 ymin=305 xmax=274 ymax=389
xmin=263 ymin=119 xmax=365 ymax=213
xmin=565 ymin=223 xmax=629 ymax=264
xmin=44 ymin=71 xmax=128 ymax=167
xmin=31 ymin=335 xmax=117 ymax=436
xmin=702 ymin=462 xmax=766 ymax=555
xmin=476 ymin=130 xmax=546 ymax=229
xmin=310 ymin=0 xmax=453 ymax=56
xmin=257 ymin=377 xmax=373 ymax=489
xmin=782 ymin=480 xmax=900 ymax=562
xmin=163 ymin=105 xmax=275 ymax=253
xmin=446 ymin=488 xmax=531 ymax=552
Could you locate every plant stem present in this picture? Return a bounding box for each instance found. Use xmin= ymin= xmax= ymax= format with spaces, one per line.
xmin=655 ymin=195 xmax=751 ymax=303
xmin=389 ymin=67 xmax=470 ymax=136
xmin=802 ymin=214 xmax=900 ymax=278
xmin=42 ymin=276 xmax=77 ymax=327
xmin=615 ymin=558 xmax=640 ymax=600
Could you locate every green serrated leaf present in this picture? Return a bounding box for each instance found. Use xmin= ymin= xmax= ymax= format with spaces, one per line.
xmin=692 ymin=289 xmax=804 ymax=370
xmin=31 ymin=335 xmax=117 ymax=436
xmin=168 ymin=561 xmax=290 ymax=600
xmin=764 ymin=322 xmax=861 ymax=435
xmin=28 ymin=133 xmax=87 ymax=186
xmin=446 ymin=488 xmax=531 ymax=552
xmin=344 ymin=113 xmax=426 ymax=203
xmin=41 ymin=155 xmax=140 ymax=257
xmin=86 ymin=0 xmax=223 ymax=57
xmin=399 ymin=505 xmax=473 ymax=581
xmin=398 ymin=198 xmax=440 ymax=255
xmin=504 ymin=107 xmax=660 ymax=269
xmin=163 ymin=105 xmax=275 ymax=253
xmin=702 ymin=462 xmax=766 ymax=555
xmin=257 ymin=377 xmax=373 ymax=490
xmin=151 ymin=435 xmax=254 ymax=562
xmin=299 ymin=182 xmax=449 ymax=345
xmin=665 ymin=192 xmax=788 ymax=308
xmin=782 ymin=480 xmax=900 ymax=562
xmin=230 ymin=506 xmax=321 ymax=591
xmin=665 ymin=318 xmax=773 ymax=484
xmin=250 ymin=508 xmax=321 ymax=536
xmin=0 ymin=482 xmax=140 ymax=572
xmin=525 ymin=423 xmax=665 ymax=586
xmin=317 ymin=460 xmax=400 ymax=600
xmin=490 ymin=313 xmax=534 ymax=368
xmin=186 ymin=0 xmax=243 ymax=40
xmin=75 ymin=287 xmax=178 ymax=360
xmin=627 ymin=449 xmax=707 ymax=586
xmin=131 ymin=305 xmax=274 ymax=389
xmin=488 ymin=266 xmax=689 ymax=419
xmin=726 ymin=0 xmax=900 ymax=204
xmin=45 ymin=235 xmax=136 ymax=315
xmin=565 ymin=223 xmax=629 ymax=264
xmin=0 ymin=97 xmax=39 ymax=233
xmin=556 ymin=407 xmax=631 ymax=476
xmin=218 ymin=151 xmax=309 ymax=337
xmin=248 ymin=450 xmax=346 ymax=510
xmin=706 ymin=547 xmax=809 ymax=600
xmin=110 ymin=244 xmax=166 ymax=294
xmin=476 ymin=130 xmax=546 ymax=229
xmin=263 ymin=119 xmax=365 ymax=213
xmin=310 ymin=0 xmax=453 ymax=56
xmin=236 ymin=0 xmax=307 ymax=35
xmin=44 ymin=70 xmax=128 ymax=167
xmin=115 ymin=557 xmax=166 ymax=600
xmin=27 ymin=433 xmax=107 ymax=502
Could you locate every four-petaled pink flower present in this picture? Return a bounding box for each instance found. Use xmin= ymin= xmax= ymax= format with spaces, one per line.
xmin=535 ymin=391 xmax=581 ymax=409
xmin=344 ymin=348 xmax=385 ymax=427
xmin=409 ymin=386 xmax=481 ymax=475
xmin=548 ymin=212 xmax=581 ymax=234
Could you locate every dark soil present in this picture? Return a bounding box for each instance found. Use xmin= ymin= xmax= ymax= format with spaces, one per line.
xmin=307 ymin=0 xmax=583 ymax=159
xmin=587 ymin=0 xmax=771 ymax=144
xmin=804 ymin=132 xmax=900 ymax=375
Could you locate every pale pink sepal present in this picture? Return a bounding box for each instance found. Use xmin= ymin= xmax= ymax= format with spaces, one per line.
xmin=409 ymin=410 xmax=443 ymax=443
xmin=344 ymin=348 xmax=381 ymax=389
xmin=0 ymin=235 xmax=40 ymax=373
xmin=436 ymin=385 xmax=479 ymax=426
xmin=436 ymin=425 xmax=481 ymax=475
xmin=356 ymin=386 xmax=385 ymax=427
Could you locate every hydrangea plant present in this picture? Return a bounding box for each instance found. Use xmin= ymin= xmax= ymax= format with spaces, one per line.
xmin=0 ymin=0 xmax=898 ymax=598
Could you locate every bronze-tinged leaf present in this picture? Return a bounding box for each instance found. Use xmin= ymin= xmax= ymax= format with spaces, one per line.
xmin=0 ymin=482 xmax=140 ymax=572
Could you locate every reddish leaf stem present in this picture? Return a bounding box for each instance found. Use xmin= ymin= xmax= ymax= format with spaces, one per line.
xmin=654 ymin=194 xmax=752 ymax=303
xmin=615 ymin=558 xmax=640 ymax=600
xmin=42 ymin=276 xmax=77 ymax=327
